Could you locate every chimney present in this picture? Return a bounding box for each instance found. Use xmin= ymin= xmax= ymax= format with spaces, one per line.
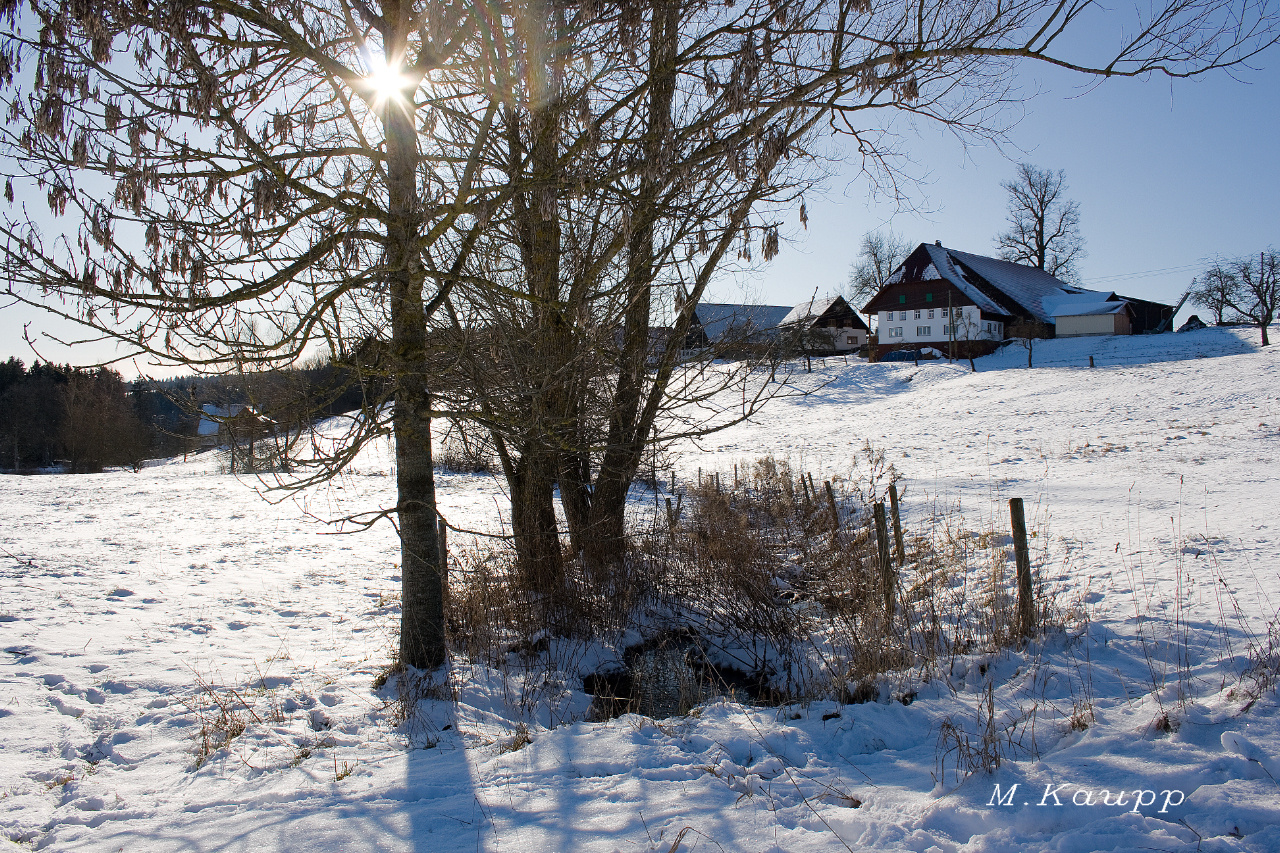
xmin=935 ymin=240 xmax=941 ymax=246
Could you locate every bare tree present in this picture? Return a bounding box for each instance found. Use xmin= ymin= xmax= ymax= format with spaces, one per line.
xmin=0 ymin=0 xmax=506 ymax=669
xmin=949 ymin=308 xmax=988 ymax=372
xmin=847 ymin=229 xmax=913 ymax=312
xmin=996 ymin=164 xmax=1087 ymax=284
xmin=1008 ymin=319 xmax=1053 ymax=368
xmin=1207 ymin=251 xmax=1280 ymax=345
xmin=1189 ymin=265 xmax=1243 ymax=325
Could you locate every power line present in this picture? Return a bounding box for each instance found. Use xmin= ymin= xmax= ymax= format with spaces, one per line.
xmin=1082 ymin=263 xmax=1202 ymax=285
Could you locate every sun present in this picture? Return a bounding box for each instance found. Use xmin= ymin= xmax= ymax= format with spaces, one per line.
xmin=364 ymin=51 xmax=412 ymax=107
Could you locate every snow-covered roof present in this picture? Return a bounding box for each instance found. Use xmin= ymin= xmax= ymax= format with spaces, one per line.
xmin=197 ymin=403 xmax=272 ymax=436
xmin=943 ymin=247 xmax=1107 ymax=324
xmin=881 ymin=244 xmax=1120 ymax=325
xmin=780 ymin=296 xmax=841 ymax=327
xmin=883 ymin=245 xmax=1010 ymax=317
xmin=1042 ymin=292 xmax=1128 ymax=318
xmin=693 ymin=303 xmax=793 ymax=342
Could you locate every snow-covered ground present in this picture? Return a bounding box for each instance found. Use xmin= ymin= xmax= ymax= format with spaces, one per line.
xmin=3 ymin=325 xmax=1279 ymax=852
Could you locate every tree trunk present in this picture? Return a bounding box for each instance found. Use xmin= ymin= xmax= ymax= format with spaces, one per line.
xmin=385 ymin=11 xmax=445 ymax=671
xmin=503 ymin=0 xmax=572 ymax=590
xmin=511 ymin=446 xmax=563 ymax=596
xmin=577 ymin=0 xmax=680 ymax=570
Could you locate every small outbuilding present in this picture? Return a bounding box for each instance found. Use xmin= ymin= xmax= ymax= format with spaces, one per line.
xmin=777 ymin=296 xmax=870 ymax=353
xmin=197 ymin=404 xmax=275 ymax=449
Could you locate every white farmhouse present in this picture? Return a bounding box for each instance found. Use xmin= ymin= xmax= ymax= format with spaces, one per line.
xmin=863 ymin=243 xmax=1173 ymax=357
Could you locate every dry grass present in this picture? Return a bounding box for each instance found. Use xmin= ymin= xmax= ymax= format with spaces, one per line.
xmin=439 ymin=449 xmax=1064 ymax=715
xmin=177 ymin=678 xmax=259 ymax=768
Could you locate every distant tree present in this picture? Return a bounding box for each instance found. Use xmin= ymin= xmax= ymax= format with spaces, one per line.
xmin=61 ymin=368 xmax=137 ymax=472
xmin=996 ymin=165 xmax=1086 ymax=285
xmin=1208 ymin=251 xmax=1280 ymax=346
xmin=0 ymin=361 xmax=69 ymax=469
xmin=1007 ymin=319 xmax=1053 ymax=368
xmin=847 ymin=230 xmax=913 ymax=311
xmin=1189 ymin=265 xmax=1242 ymax=325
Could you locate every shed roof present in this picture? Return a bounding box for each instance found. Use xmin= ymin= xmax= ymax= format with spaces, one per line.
xmin=780 ymin=296 xmax=841 ymax=326
xmin=692 ymin=303 xmax=793 ymax=342
xmin=197 ymin=403 xmax=273 ymax=436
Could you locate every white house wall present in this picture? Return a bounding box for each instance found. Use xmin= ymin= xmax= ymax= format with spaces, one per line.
xmin=876 ymin=305 xmax=1002 ymax=346
xmin=821 ymin=327 xmax=868 ymax=351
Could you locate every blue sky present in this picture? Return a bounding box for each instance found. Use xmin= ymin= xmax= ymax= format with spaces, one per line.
xmin=735 ymin=59 xmax=1280 ymax=313
xmin=3 ymin=46 xmax=1277 ymax=377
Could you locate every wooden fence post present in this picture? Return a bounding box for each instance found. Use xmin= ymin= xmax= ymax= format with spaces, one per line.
xmin=888 ymin=482 xmax=905 ymax=566
xmin=874 ymin=501 xmax=895 ymax=620
xmin=1009 ymin=498 xmax=1034 ymax=636
xmin=436 ymin=515 xmax=448 ymax=576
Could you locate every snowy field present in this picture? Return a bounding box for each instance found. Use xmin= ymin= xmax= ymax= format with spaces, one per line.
xmin=3 ymin=325 xmax=1279 ymax=852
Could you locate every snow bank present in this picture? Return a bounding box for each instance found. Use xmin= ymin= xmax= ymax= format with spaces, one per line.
xmin=2 ymin=325 xmax=1278 ymax=851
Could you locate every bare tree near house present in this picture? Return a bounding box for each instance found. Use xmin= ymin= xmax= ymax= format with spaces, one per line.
xmin=996 ymin=164 xmax=1087 ymax=285
xmin=848 ymin=229 xmax=913 ymax=309
xmin=1204 ymin=251 xmax=1280 ymax=346
xmin=949 ymin=310 xmax=987 ymax=372
xmin=2 ymin=0 xmax=1277 ymax=651
xmin=1008 ymin=319 xmax=1053 ymax=368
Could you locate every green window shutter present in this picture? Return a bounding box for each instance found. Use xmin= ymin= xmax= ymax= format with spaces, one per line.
xmin=899 ymin=294 xmax=906 ymax=304
xmin=925 ymin=293 xmax=933 ymax=302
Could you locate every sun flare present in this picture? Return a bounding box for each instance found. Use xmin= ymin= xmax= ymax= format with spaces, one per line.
xmin=365 ymin=52 xmax=411 ymax=106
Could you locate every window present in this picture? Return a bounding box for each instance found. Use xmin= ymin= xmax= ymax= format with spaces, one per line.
xmin=898 ymin=294 xmax=906 ymax=304
xmin=985 ymin=322 xmax=992 ymax=332
xmin=847 ymin=335 xmax=857 ymax=344
xmin=925 ymin=293 xmax=933 ymax=302
xmin=914 ymin=310 xmax=921 ymax=320
xmin=917 ymin=326 xmax=931 ymax=336
xmin=900 ymin=311 xmax=907 ymax=320
xmin=927 ymin=309 xmax=935 ymax=319
xmin=888 ymin=327 xmax=903 ymax=338
xmin=941 ymin=308 xmax=949 ymax=318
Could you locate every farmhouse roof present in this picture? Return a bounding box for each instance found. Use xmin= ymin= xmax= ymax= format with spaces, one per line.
xmin=692 ymin=303 xmax=793 ymax=342
xmin=878 ymin=243 xmax=1124 ymax=325
xmin=780 ymin=296 xmax=840 ymax=326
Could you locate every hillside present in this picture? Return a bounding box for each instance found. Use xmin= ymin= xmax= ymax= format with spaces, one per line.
xmin=1 ymin=325 xmax=1277 ymax=852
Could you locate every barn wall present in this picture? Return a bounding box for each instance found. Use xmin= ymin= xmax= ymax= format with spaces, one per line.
xmin=1056 ymin=314 xmax=1129 ymax=337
